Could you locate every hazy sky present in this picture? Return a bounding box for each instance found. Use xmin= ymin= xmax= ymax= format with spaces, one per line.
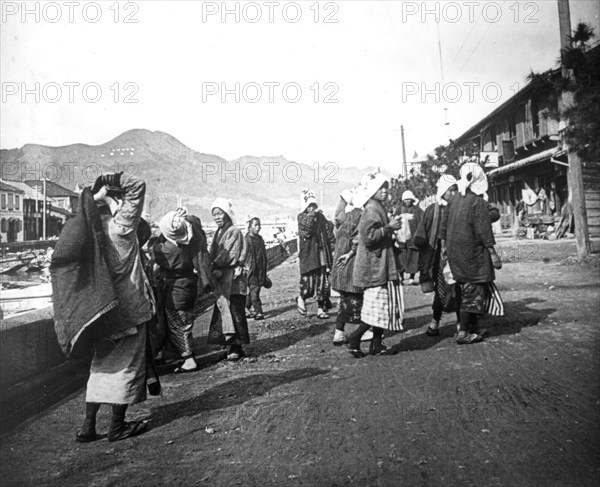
xmin=2 ymin=0 xmax=599 ymax=174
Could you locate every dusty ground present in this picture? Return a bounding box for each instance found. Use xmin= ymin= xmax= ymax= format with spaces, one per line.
xmin=1 ymin=238 xmax=599 ymax=487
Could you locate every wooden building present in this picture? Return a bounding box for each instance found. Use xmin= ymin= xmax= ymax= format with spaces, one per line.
xmin=453 ymin=67 xmax=599 ymax=237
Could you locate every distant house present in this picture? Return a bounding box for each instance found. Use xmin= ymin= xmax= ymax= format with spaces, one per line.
xmin=0 ymin=181 xmax=25 ymax=242
xmin=24 ymin=180 xmax=78 ymax=239
xmin=453 ymin=60 xmax=599 ymax=236
xmin=0 ymin=179 xmax=78 ymax=240
xmin=24 ymin=180 xmax=79 ymax=214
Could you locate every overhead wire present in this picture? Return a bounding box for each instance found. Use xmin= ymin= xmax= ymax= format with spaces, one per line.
xmin=448 ymin=0 xmax=508 ymax=79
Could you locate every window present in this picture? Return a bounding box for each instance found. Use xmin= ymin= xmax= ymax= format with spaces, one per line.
xmin=8 ymin=194 xmax=14 ymax=210
xmin=531 ymin=98 xmax=540 ymax=138
xmin=15 ymin=195 xmax=20 ymax=210
xmin=1 ymin=194 xmax=6 ymax=209
xmin=490 ymin=125 xmax=497 ymax=151
xmin=508 ymin=114 xmax=516 ymax=139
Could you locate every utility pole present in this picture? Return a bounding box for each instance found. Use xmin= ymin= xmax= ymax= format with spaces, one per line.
xmin=558 ymin=0 xmax=590 ymax=258
xmin=400 ymin=125 xmax=408 ymax=179
xmin=42 ymin=178 xmax=47 ymax=240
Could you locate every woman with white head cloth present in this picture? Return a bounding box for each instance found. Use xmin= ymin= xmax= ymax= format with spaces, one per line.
xmin=330 ymin=184 xmax=368 ymax=346
xmin=207 ymin=198 xmax=249 ymax=361
xmin=440 ymin=163 xmax=503 ymax=345
xmin=413 ymin=174 xmax=462 ymax=336
xmin=296 ymin=189 xmax=335 ymax=319
xmin=346 ymin=172 xmax=404 ymax=357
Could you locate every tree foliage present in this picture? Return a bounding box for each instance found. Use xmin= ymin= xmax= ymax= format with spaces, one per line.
xmin=527 ymin=22 xmax=600 ymax=162
xmin=389 ymin=139 xmax=478 ymax=209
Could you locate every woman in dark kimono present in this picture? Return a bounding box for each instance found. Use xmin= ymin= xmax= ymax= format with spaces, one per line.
xmin=245 ymin=217 xmax=269 ymax=320
xmin=331 ymin=188 xmax=364 ymax=345
xmin=414 ymin=176 xmax=461 ymax=336
xmin=153 ymin=207 xmax=210 ymax=373
xmin=296 ymin=189 xmax=335 ymax=319
xmin=208 ymin=198 xmax=249 ymax=361
xmin=394 ymin=190 xmax=423 ymax=285
xmin=441 ymin=164 xmax=503 ymax=345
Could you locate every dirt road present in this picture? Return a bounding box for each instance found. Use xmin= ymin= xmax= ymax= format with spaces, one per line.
xmin=1 ymin=239 xmax=599 ymax=487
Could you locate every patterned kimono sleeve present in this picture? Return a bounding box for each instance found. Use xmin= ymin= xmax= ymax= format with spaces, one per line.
xmin=298 ymin=212 xmax=317 ymax=240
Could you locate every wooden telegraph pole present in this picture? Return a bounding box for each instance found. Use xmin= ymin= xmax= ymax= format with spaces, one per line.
xmin=558 ymin=0 xmax=590 ymax=258
xmin=400 ymin=125 xmax=408 ymax=179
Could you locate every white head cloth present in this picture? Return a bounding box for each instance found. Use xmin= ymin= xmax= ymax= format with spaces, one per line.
xmin=300 ymin=188 xmax=318 ymax=212
xmin=436 ymin=174 xmax=458 ymax=206
xmin=211 ymin=198 xmax=235 ymax=222
xmin=352 ymin=172 xmax=389 ymax=209
xmin=401 ymin=190 xmax=419 ymax=204
xmin=457 ymin=163 xmax=488 ymax=200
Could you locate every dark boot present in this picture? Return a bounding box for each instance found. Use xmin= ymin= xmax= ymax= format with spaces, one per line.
xmin=76 ymin=402 xmax=100 ymax=443
xmin=346 ymin=323 xmax=370 ymax=358
xmin=369 ymin=328 xmax=395 ymax=355
xmin=108 ymin=404 xmax=147 ymax=442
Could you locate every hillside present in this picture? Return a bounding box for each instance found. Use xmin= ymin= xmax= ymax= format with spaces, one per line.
xmin=0 ymin=129 xmax=390 ymax=222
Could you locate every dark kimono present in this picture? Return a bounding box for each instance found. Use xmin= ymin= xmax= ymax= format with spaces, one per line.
xmin=153 ymin=237 xmax=198 ymax=359
xmin=208 ymin=222 xmax=249 ymax=345
xmin=441 ymin=191 xmax=497 ymax=315
xmin=244 ymin=233 xmax=268 ymax=286
xmin=331 ymin=206 xmax=363 ymax=323
xmin=414 ymin=203 xmax=460 ymax=317
xmin=245 ymin=232 xmax=268 ymax=315
xmin=297 ymin=210 xmax=334 ymax=303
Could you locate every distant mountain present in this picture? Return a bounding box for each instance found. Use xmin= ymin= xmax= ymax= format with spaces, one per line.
xmin=0 ymin=129 xmax=389 ymax=222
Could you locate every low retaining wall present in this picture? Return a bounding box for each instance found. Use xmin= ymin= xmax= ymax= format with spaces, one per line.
xmin=0 ymin=307 xmax=62 ymax=389
xmin=0 ymin=240 xmax=298 ymax=391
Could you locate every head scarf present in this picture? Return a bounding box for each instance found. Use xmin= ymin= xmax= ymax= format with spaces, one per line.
xmin=339 ymin=187 xmax=360 ymax=214
xmin=340 ymin=188 xmax=355 ymax=204
xmin=401 ymin=190 xmax=419 ymax=204
xmin=300 ymin=188 xmax=318 ymax=212
xmin=159 ymin=207 xmax=193 ymax=245
xmin=352 ymin=172 xmax=389 ymax=208
xmin=436 ymin=174 xmax=458 ymax=206
xmin=457 ymin=163 xmax=488 ymax=200
xmin=211 ymin=198 xmax=235 ymax=222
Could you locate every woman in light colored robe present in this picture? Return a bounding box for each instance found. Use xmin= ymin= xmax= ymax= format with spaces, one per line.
xmin=207 ymin=198 xmax=249 ymax=361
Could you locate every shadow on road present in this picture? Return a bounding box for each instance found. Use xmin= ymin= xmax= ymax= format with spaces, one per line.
xmin=247 ymin=321 xmax=331 ymax=357
xmin=149 ymin=367 xmax=329 ymax=429
xmin=389 ymin=296 xmax=556 ymax=353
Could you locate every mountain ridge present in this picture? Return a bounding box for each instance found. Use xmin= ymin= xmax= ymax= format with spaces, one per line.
xmin=1 ymin=129 xmax=390 ymax=221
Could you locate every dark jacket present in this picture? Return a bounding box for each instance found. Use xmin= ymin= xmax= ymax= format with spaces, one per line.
xmin=153 ymin=239 xmax=197 ymax=310
xmin=353 ymin=199 xmax=398 ymax=288
xmin=441 ymin=191 xmax=497 ymax=283
xmin=51 ymin=188 xmax=123 ymax=357
xmin=331 ymin=207 xmax=362 ymax=293
xmin=244 ymin=232 xmax=268 ymax=286
xmin=297 ymin=210 xmax=334 ymax=275
xmin=414 ymin=203 xmax=444 ymax=282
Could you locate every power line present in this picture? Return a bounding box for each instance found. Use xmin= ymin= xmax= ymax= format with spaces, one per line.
xmin=446 ymin=11 xmax=484 ymax=74
xmin=449 ymin=0 xmax=508 ymax=79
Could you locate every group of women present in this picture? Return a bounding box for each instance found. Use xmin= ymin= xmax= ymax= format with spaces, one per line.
xmin=151 ymin=165 xmax=504 ymax=369
xmin=297 ymin=173 xmax=405 ymax=357
xmin=297 ymin=165 xmax=503 ymax=357
xmin=149 ymin=198 xmax=269 ymax=369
